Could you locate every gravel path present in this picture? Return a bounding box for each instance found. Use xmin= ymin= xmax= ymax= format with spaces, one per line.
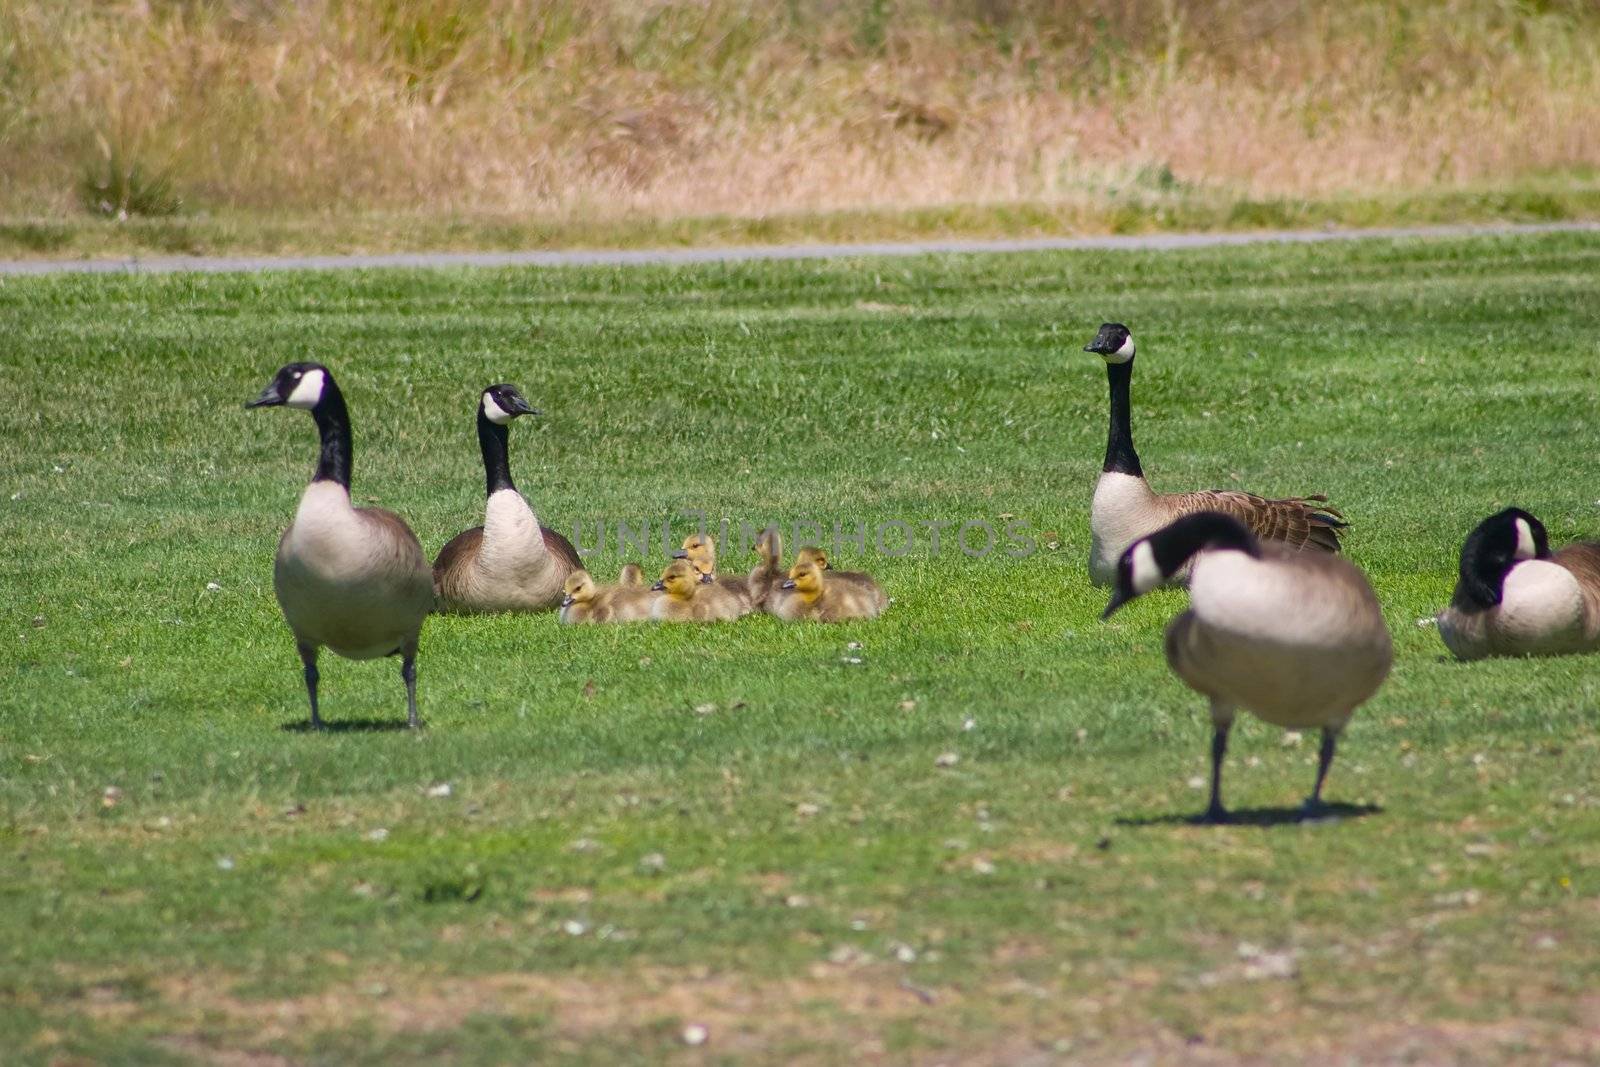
xmin=2 ymin=221 xmax=1595 ymax=276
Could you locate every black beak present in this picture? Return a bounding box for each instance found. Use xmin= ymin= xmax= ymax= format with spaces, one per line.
xmin=698 ymin=573 xmax=714 ymax=584
xmin=561 ymin=595 xmax=574 ymax=607
xmin=650 ymin=580 xmax=665 ymax=591
xmin=245 ymin=381 xmax=284 ymax=408
xmin=1083 ymin=342 xmax=1103 ymax=354
xmin=671 ymin=550 xmax=687 ymax=559
xmin=781 ymin=580 xmax=796 ymax=589
xmin=1101 ymin=588 xmax=1132 ymax=620
xmin=507 ymin=394 xmax=539 ymax=417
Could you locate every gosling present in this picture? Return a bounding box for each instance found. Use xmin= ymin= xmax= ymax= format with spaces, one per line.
xmin=767 ymin=558 xmax=885 ymax=622
xmin=674 ymin=533 xmax=754 ymax=611
xmin=560 ymin=566 xmax=658 ymax=624
xmin=651 ymin=558 xmax=749 ymax=622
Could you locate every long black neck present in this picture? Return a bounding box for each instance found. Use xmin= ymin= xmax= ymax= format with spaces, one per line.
xmin=1157 ymin=511 xmax=1260 ymax=571
xmin=1103 ymin=359 xmax=1142 ymax=477
xmin=477 ymin=407 xmax=515 ymax=496
xmin=310 ymin=379 xmax=352 ymax=489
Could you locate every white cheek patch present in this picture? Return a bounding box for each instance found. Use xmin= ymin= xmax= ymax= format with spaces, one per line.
xmin=1130 ymin=540 xmax=1162 ymax=594
xmin=482 ymin=392 xmax=514 ymax=425
xmin=1513 ymin=518 xmax=1537 ymax=561
xmin=1104 ymin=334 xmax=1136 ymax=364
xmin=285 ymin=369 xmax=325 ymax=409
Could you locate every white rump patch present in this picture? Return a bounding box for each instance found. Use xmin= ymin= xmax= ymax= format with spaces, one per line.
xmin=285 ymin=368 xmax=326 ymax=409
xmin=1130 ymin=540 xmax=1162 ymax=594
xmin=482 ymin=391 xmax=514 ymax=425
xmin=1513 ymin=518 xmax=1537 ymax=561
xmin=1104 ymin=334 xmax=1137 ymax=364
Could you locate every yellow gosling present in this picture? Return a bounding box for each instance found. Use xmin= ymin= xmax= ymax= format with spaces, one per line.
xmin=651 ymin=558 xmax=749 ymax=622
xmin=768 ymin=558 xmax=884 ymax=622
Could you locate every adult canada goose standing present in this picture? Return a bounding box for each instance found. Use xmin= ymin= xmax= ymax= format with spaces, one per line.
xmin=434 ymin=384 xmax=581 ymax=613
xmin=1436 ymin=507 xmax=1600 ymax=659
xmin=1082 ymin=323 xmax=1347 ymax=586
xmin=1103 ymin=511 xmax=1391 ymax=822
xmin=246 ymin=362 xmax=435 ymax=729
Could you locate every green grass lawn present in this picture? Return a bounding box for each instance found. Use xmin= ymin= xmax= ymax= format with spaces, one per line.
xmin=3 ymin=233 xmax=1599 ymax=1064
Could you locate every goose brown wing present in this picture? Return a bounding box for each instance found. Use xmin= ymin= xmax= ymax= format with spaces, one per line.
xmin=1169 ymin=490 xmax=1346 ymax=553
xmin=358 ymin=507 xmax=429 ymax=569
xmin=540 ymin=525 xmax=583 ymax=572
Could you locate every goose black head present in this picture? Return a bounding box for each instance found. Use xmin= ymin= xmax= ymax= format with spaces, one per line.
xmin=1083 ymin=323 xmax=1135 ymax=364
xmin=247 ymin=362 xmax=331 ymax=410
xmin=480 ymin=383 xmax=538 ymax=426
xmin=1453 ymin=507 xmax=1550 ymax=612
xmin=1102 ymin=511 xmax=1259 ymax=619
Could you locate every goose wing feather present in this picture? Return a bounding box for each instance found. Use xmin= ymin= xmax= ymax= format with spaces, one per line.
xmin=1168 ymin=489 xmax=1346 ymax=552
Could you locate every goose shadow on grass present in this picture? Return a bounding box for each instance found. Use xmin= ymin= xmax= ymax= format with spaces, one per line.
xmin=279 ymin=718 xmax=417 ymax=734
xmin=1115 ymin=802 xmax=1383 ymax=828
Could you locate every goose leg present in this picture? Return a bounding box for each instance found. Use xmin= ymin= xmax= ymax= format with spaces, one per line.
xmin=298 ymin=643 xmax=322 ymax=730
xmin=401 ymin=651 xmax=421 ymax=730
xmin=1304 ymin=727 xmax=1340 ymax=817
xmin=1200 ymin=722 xmax=1233 ymax=823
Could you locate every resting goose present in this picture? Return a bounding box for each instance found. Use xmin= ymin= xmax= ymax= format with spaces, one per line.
xmin=1082 ymin=323 xmax=1346 ymax=586
xmin=246 ymin=362 xmax=434 ymax=729
xmin=674 ymin=533 xmax=754 ymax=611
xmin=792 ymin=546 xmax=889 ymax=612
xmin=434 ymin=384 xmax=581 ymax=613
xmin=767 ymin=557 xmax=885 ymax=622
xmin=1103 ymin=511 xmax=1391 ymax=822
xmin=651 ymin=559 xmax=748 ymax=622
xmin=559 ymin=565 xmax=657 ymax=624
xmin=746 ymin=528 xmax=787 ymax=610
xmin=1437 ymin=507 xmax=1600 ymax=659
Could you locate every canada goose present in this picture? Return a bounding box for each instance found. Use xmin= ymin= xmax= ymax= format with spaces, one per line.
xmin=673 ymin=533 xmax=754 ymax=611
xmin=1102 ymin=511 xmax=1391 ymax=822
xmin=559 ymin=568 xmax=656 ymax=624
xmin=245 ymin=362 xmax=434 ymax=729
xmin=792 ymin=546 xmax=889 ymax=612
xmin=1082 ymin=323 xmax=1346 ymax=586
xmin=746 ymin=528 xmax=787 ymax=610
xmin=768 ymin=558 xmax=885 ymax=622
xmin=650 ymin=558 xmax=749 ymax=622
xmin=433 ymin=384 xmax=581 ymax=613
xmin=1436 ymin=507 xmax=1600 ymax=659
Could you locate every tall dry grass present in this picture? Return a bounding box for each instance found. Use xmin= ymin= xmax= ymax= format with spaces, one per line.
xmin=2 ymin=0 xmax=1599 ymax=222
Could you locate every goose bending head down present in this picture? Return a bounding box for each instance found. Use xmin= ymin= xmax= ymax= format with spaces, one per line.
xmin=1082 ymin=323 xmax=1347 ymax=587
xmin=1102 ymin=511 xmax=1391 ymax=823
xmin=1437 ymin=507 xmax=1600 ymax=659
xmin=246 ymin=362 xmax=434 ymax=729
xmin=433 ymin=383 xmax=581 ymax=613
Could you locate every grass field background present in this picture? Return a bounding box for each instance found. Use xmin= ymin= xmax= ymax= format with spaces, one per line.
xmin=3 ymin=232 xmax=1600 ymax=1063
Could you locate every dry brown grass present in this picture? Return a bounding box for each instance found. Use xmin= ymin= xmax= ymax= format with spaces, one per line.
xmin=2 ymin=1 xmax=1599 ymax=225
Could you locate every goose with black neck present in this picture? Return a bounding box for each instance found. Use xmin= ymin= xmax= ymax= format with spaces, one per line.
xmin=246 ymin=362 xmax=435 ymax=730
xmin=434 ymin=383 xmax=581 ymax=613
xmin=1103 ymin=511 xmax=1391 ymax=823
xmin=1083 ymin=322 xmax=1347 ymax=587
xmin=1436 ymin=507 xmax=1600 ymax=659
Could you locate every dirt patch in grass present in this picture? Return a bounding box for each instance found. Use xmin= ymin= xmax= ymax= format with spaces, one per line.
xmin=53 ymin=962 xmax=1600 ymax=1065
